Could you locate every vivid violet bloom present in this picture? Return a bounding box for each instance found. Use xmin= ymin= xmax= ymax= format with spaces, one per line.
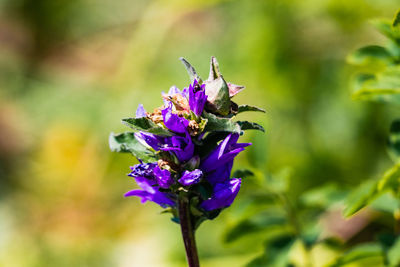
xmin=154 ymin=166 xmax=174 ymax=189
xmin=205 ymin=160 xmax=233 ymax=185
xmin=128 ymin=162 xmax=157 ymax=182
xmin=161 ymin=132 xmax=194 ymax=162
xmin=178 ymin=169 xmax=203 ymax=186
xmin=200 ymin=133 xmax=251 ymax=173
xmin=136 ymin=132 xmax=165 ymax=151
xmin=188 ymin=80 xmax=207 ymax=116
xmin=162 ymin=103 xmax=189 ymax=134
xmin=125 ymin=176 xmax=175 ymax=208
xmin=201 ymin=178 xmax=241 ymax=211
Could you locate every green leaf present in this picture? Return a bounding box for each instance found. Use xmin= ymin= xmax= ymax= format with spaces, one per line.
xmin=179 ymin=57 xmax=202 ymax=83
xmin=393 ymin=10 xmax=400 ymax=27
xmin=377 ymin=163 xmax=400 ymax=193
xmin=388 ymin=119 xmax=400 ymax=163
xmin=109 ymin=132 xmax=157 ymax=162
xmin=328 ymin=243 xmax=383 ymax=267
xmin=352 ymin=68 xmax=400 ymax=103
xmin=388 ymin=236 xmax=400 ymax=267
xmin=371 ymin=19 xmax=400 ymax=42
xmin=121 ymin=117 xmax=173 ymax=136
xmin=237 ymin=104 xmax=266 ymax=114
xmin=204 ymin=76 xmax=231 ymax=116
xmin=301 ymin=184 xmax=346 ymax=208
xmin=347 ymin=45 xmax=392 ymax=66
xmin=343 ymin=179 xmax=379 ymax=217
xmin=223 ymin=215 xmax=288 ymax=243
xmin=203 ymin=112 xmax=241 ymax=133
xmin=237 ymin=121 xmax=265 ymax=132
xmin=246 ymin=235 xmax=294 ymax=267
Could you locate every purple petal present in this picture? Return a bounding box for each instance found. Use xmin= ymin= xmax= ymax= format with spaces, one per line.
xmin=200 ymin=133 xmax=251 ymax=172
xmin=205 ymin=160 xmax=233 ymax=184
xmin=125 ymin=177 xmax=175 ymax=208
xmin=188 ymin=80 xmax=207 ymax=116
xmin=161 ymin=103 xmax=189 ymax=134
xmin=137 ymin=132 xmax=165 ymax=151
xmin=136 ymin=104 xmax=146 ymax=118
xmin=128 ymin=163 xmax=157 ymax=179
xmin=124 ymin=189 xmax=175 ymax=207
xmin=160 ymin=133 xmax=194 ymax=162
xmin=154 ymin=166 xmax=174 ymax=189
xmin=178 ymin=169 xmax=203 ymax=186
xmin=201 ymin=178 xmax=241 ymax=211
xmin=125 ymin=176 xmax=175 ymax=207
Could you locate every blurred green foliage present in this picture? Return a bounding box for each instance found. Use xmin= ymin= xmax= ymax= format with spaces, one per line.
xmin=2 ymin=0 xmax=400 ymax=266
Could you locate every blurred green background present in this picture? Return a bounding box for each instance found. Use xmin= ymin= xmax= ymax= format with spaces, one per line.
xmin=1 ymin=0 xmax=400 ymax=266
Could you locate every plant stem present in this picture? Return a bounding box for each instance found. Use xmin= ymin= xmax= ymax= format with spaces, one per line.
xmin=178 ymin=196 xmax=200 ymax=267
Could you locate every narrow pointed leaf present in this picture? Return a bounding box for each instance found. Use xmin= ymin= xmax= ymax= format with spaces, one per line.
xmin=179 ymin=57 xmax=202 ymax=83
xmin=343 ymin=179 xmax=379 ymax=217
xmin=237 ymin=121 xmax=265 ymax=132
xmin=237 ymin=105 xmax=266 ymax=114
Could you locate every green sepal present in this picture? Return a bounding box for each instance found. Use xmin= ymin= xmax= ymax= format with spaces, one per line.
xmin=204 ymin=76 xmax=231 ymax=116
xmin=179 ymin=57 xmax=202 ymax=83
xmin=208 ymin=56 xmax=222 ymax=80
xmin=237 ymin=121 xmax=265 ymax=132
xmin=109 ymin=132 xmax=157 ymax=162
xmin=121 ymin=117 xmax=173 ymax=136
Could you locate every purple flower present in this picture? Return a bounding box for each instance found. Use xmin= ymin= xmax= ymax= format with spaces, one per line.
xmin=205 ymin=160 xmax=233 ymax=185
xmin=154 ymin=166 xmax=174 ymax=189
xmin=128 ymin=162 xmax=157 ymax=181
xmin=201 ymin=178 xmax=241 ymax=211
xmin=125 ymin=176 xmax=175 ymax=207
xmin=136 ymin=104 xmax=147 ymax=118
xmin=188 ymin=80 xmax=207 ymax=116
xmin=161 ymin=132 xmax=194 ymax=162
xmin=200 ymin=133 xmax=251 ymax=173
xmin=162 ymin=103 xmax=189 ymax=134
xmin=178 ymin=169 xmax=203 ymax=186
xmin=136 ymin=132 xmax=165 ymax=151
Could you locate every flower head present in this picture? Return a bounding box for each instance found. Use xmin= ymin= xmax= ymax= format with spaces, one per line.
xmin=110 ymin=57 xmax=264 ymax=226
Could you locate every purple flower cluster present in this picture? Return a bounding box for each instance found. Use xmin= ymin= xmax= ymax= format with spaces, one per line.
xmin=111 ymin=57 xmax=264 ymax=226
xmin=124 ymin=79 xmax=251 ymax=211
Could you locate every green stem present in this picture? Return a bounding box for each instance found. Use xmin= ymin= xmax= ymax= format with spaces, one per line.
xmin=178 ymin=196 xmax=200 ymax=267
